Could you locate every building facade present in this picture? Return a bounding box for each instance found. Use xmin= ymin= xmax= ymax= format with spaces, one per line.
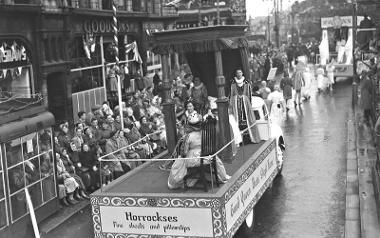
xmin=0 ymin=1 xmax=177 ymax=237
xmin=175 ymin=0 xmax=246 ymax=29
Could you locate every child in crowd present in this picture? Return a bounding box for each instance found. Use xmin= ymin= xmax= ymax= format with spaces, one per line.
xmin=56 ymin=152 xmax=80 ymax=205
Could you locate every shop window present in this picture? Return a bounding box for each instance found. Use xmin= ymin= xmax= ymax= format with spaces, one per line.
xmin=21 ymin=133 xmax=38 ymax=160
xmin=0 ymin=147 xmax=8 ymax=230
xmin=8 ymin=164 xmax=25 ymax=194
xmin=71 ymin=67 xmax=104 ymax=93
xmin=0 ymin=66 xmax=33 ymax=99
xmin=6 ymin=139 xmax=22 ymax=168
xmin=10 ymin=190 xmax=27 ymax=222
xmin=3 ymin=127 xmax=56 ymax=223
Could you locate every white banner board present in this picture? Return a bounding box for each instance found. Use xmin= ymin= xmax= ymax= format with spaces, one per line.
xmin=321 ymin=16 xmax=364 ymax=28
xmin=267 ymin=67 xmax=277 ymax=81
xmin=99 ymin=206 xmax=214 ymax=237
xmin=225 ymin=149 xmax=277 ymax=231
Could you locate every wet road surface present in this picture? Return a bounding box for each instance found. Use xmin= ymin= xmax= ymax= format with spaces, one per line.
xmin=249 ymin=80 xmax=351 ymax=238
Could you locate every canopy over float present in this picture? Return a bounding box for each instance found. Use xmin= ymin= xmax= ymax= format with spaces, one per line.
xmin=151 ymin=25 xmax=251 ymax=161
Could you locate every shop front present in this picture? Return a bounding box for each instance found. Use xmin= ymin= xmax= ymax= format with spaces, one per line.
xmin=0 ymin=36 xmax=58 ymax=238
xmin=65 ymin=15 xmax=145 ymax=122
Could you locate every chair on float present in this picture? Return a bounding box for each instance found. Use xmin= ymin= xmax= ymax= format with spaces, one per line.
xmin=184 ymin=115 xmax=220 ymax=192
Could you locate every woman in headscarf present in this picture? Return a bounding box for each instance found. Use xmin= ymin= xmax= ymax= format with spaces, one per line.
xmin=167 ymin=111 xmax=230 ymax=189
xmin=230 ymin=69 xmax=261 ymax=143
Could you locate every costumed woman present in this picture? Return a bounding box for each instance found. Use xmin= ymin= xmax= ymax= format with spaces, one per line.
xmin=267 ymin=85 xmax=285 ymax=124
xmin=167 ymin=111 xmax=230 ymax=189
xmin=319 ymin=29 xmax=330 ymax=66
xmin=230 ymin=69 xmax=261 ymax=143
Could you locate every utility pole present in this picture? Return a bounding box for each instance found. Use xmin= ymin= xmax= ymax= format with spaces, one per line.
xmin=352 ymin=0 xmax=358 ymax=105
xmin=267 ymin=8 xmax=271 ymax=46
xmin=274 ymin=0 xmax=280 ymax=47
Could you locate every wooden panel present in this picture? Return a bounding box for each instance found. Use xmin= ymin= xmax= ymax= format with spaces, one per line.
xmin=72 ymin=94 xmax=79 ymax=122
xmin=84 ymin=92 xmax=91 ymax=113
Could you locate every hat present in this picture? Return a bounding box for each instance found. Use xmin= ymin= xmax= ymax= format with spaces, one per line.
xmin=187 ymin=111 xmax=202 ymax=125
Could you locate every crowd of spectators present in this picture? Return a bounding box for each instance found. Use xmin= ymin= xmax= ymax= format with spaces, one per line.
xmin=54 ymin=83 xmax=168 ymax=206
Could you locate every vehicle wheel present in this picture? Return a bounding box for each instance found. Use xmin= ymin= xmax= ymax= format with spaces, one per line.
xmin=276 ymin=147 xmax=285 ymax=178
xmin=237 ymin=208 xmax=255 ymax=235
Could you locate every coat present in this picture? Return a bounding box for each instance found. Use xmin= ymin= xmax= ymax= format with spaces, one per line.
xmin=280 ymin=77 xmax=293 ymax=100
xmin=360 ymin=79 xmax=372 ymax=110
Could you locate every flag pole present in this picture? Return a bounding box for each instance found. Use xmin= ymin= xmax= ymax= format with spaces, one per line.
xmin=112 ymin=0 xmax=124 ymax=130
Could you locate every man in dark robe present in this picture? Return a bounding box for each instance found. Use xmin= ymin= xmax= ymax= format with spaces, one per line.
xmin=229 ymin=69 xmax=261 ymax=143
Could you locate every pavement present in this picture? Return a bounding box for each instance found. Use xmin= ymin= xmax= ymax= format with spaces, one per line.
xmin=350 ymin=101 xmax=380 ymax=238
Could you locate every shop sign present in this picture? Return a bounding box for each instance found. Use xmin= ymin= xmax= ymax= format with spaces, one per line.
xmin=224 ymin=148 xmax=277 ymax=232
xmin=0 ymin=42 xmax=27 ymax=64
xmin=83 ymin=19 xmax=139 ymax=34
xmin=321 ymin=16 xmax=364 ymax=28
xmin=97 ymin=206 xmax=213 ymax=237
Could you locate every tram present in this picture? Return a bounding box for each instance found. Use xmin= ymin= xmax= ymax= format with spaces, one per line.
xmin=90 ymin=25 xmax=285 ymax=238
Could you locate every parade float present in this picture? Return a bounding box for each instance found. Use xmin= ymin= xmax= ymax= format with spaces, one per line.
xmin=90 ymin=25 xmax=285 ymax=238
xmin=318 ymin=15 xmax=361 ymax=79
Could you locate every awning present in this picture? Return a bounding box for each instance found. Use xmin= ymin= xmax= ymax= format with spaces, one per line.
xmin=0 ymin=111 xmax=55 ymax=142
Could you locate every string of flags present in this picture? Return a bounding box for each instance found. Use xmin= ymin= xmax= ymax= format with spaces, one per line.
xmin=0 ymin=67 xmax=23 ymax=79
xmin=83 ymin=34 xmax=96 ymax=60
xmin=82 ymin=34 xmax=143 ymax=65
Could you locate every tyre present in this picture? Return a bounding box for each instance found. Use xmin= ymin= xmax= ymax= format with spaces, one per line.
xmin=236 ymin=208 xmax=255 ymax=236
xmin=276 ymin=139 xmax=285 ymax=178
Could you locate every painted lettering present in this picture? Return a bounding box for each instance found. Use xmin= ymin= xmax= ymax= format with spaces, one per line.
xmin=230 ymin=197 xmax=240 ymax=218
xmin=240 ymin=187 xmax=252 ymax=206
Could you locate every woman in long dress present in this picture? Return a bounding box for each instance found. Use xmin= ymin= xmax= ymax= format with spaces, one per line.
xmin=167 ymin=112 xmax=230 ymax=189
xmin=267 ymin=85 xmax=285 ymax=123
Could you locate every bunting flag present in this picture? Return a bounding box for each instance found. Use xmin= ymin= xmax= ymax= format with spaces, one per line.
xmin=125 ymin=41 xmax=142 ymax=64
xmin=83 ymin=36 xmax=91 ymax=59
xmin=17 ymin=67 xmax=23 ymax=75
xmin=133 ymin=42 xmax=143 ymax=64
xmin=0 ymin=45 xmax=4 ymax=63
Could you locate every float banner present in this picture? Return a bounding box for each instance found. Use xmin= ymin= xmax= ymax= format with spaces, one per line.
xmin=225 ymin=149 xmax=277 ymax=231
xmin=99 ymin=206 xmax=214 ymax=237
